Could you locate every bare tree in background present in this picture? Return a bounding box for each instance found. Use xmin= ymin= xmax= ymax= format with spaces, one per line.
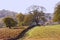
xmin=27 ymin=5 xmax=46 ymax=25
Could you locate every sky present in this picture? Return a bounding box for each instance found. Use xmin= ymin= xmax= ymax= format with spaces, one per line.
xmin=0 ymin=0 xmax=60 ymax=13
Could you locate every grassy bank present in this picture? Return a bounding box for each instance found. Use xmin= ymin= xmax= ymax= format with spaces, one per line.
xmin=22 ymin=24 xmax=60 ymax=40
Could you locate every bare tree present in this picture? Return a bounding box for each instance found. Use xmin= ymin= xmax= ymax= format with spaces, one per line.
xmin=27 ymin=5 xmax=46 ymax=25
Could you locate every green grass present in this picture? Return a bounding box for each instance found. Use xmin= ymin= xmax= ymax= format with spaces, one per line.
xmin=25 ymin=24 xmax=60 ymax=39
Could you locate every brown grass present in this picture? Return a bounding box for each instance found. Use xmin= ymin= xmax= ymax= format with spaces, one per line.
xmin=0 ymin=28 xmax=23 ymax=39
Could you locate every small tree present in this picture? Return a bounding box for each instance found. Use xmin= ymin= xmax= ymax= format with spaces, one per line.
xmin=3 ymin=17 xmax=17 ymax=28
xmin=16 ymin=13 xmax=25 ymax=26
xmin=23 ymin=14 xmax=33 ymax=26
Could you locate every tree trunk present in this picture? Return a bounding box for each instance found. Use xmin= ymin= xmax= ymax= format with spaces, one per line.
xmin=9 ymin=26 xmax=11 ymax=29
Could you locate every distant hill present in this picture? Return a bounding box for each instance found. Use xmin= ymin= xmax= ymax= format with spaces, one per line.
xmin=45 ymin=13 xmax=53 ymax=21
xmin=0 ymin=9 xmax=17 ymax=18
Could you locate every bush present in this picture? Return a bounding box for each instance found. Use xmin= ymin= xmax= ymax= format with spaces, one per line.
xmin=3 ymin=17 xmax=17 ymax=29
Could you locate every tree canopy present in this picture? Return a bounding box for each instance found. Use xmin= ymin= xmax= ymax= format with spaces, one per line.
xmin=53 ymin=3 xmax=60 ymax=23
xmin=3 ymin=17 xmax=17 ymax=28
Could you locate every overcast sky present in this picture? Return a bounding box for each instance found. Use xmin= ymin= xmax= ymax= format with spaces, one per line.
xmin=0 ymin=0 xmax=60 ymax=13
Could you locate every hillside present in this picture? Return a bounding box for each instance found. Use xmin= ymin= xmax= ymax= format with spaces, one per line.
xmin=0 ymin=9 xmax=17 ymax=18
xmin=22 ymin=24 xmax=60 ymax=40
xmin=0 ymin=24 xmax=60 ymax=40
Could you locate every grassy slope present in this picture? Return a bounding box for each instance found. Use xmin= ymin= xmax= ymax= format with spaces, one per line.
xmin=22 ymin=24 xmax=60 ymax=40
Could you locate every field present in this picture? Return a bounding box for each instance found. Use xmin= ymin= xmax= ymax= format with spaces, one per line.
xmin=0 ymin=25 xmax=60 ymax=40
xmin=22 ymin=24 xmax=60 ymax=40
xmin=0 ymin=28 xmax=23 ymax=40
